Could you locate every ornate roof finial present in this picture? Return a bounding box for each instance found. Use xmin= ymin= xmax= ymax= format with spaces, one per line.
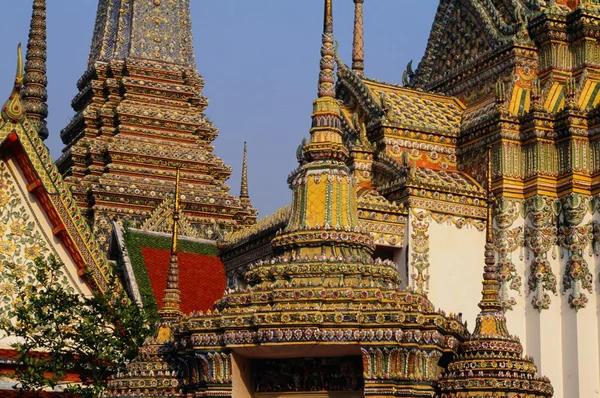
xmin=352 ymin=0 xmax=365 ymax=76
xmin=22 ymin=0 xmax=49 ymax=140
xmin=239 ymin=141 xmax=255 ymax=213
xmin=159 ymin=167 xmax=182 ymax=320
xmin=240 ymin=141 xmax=249 ymax=200
xmin=1 ymin=44 xmax=25 ymax=123
xmin=318 ymin=0 xmax=336 ymax=98
xmin=302 ymin=0 xmax=348 ymax=163
xmin=15 ymin=44 xmax=24 ymax=87
xmin=273 ymin=0 xmax=371 ymax=258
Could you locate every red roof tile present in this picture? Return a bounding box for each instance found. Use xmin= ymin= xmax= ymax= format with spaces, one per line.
xmin=141 ymin=248 xmax=226 ymax=313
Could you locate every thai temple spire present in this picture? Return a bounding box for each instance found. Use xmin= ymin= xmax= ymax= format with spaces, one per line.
xmin=274 ymin=0 xmax=370 ymax=259
xmin=1 ymin=44 xmax=25 ymax=124
xmin=87 ymin=0 xmax=195 ymax=68
xmin=159 ymin=167 xmax=182 ymax=321
xmin=479 ymin=148 xmax=502 ymax=315
xmin=240 ymin=142 xmax=249 ymax=199
xmin=22 ymin=0 xmax=49 ymax=140
xmin=352 ymin=0 xmax=365 ymax=76
xmin=57 ymin=0 xmax=256 ymax=248
xmin=239 ymin=141 xmax=251 ymax=208
xmin=302 ymin=0 xmax=348 ymax=162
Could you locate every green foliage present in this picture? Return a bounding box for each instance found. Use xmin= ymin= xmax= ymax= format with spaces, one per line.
xmin=1 ymin=255 xmax=152 ymax=397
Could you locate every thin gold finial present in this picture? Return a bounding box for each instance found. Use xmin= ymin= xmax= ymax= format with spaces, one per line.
xmin=317 ymin=0 xmax=336 ymax=98
xmin=16 ymin=43 xmax=24 ymax=86
xmin=171 ymin=166 xmax=181 ymax=254
xmin=159 ymin=166 xmax=182 ymax=320
xmin=2 ymin=44 xmax=26 ymax=123
xmin=324 ymin=0 xmax=333 ymax=33
xmin=486 ymin=146 xmax=494 ymax=244
xmin=240 ymin=142 xmax=249 ymax=199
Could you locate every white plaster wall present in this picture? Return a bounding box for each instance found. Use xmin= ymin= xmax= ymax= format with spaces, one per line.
xmin=413 ymin=210 xmax=600 ymax=398
xmin=502 ymin=212 xmax=600 ymax=398
xmin=419 ymin=217 xmax=484 ymax=325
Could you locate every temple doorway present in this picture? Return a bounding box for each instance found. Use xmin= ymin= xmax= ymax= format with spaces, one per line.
xmin=252 ymin=356 xmax=364 ymax=397
xmin=255 ymin=393 xmax=362 ymax=398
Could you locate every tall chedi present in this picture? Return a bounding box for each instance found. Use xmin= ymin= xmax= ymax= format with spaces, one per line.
xmin=56 ymin=0 xmax=257 ymax=247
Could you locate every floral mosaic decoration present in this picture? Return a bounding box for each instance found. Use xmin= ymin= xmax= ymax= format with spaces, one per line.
xmin=0 ymin=161 xmax=73 ymax=329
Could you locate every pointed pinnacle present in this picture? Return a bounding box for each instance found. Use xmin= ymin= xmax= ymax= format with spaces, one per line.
xmin=23 ymin=0 xmax=49 ymax=140
xmin=240 ymin=142 xmax=249 ymax=199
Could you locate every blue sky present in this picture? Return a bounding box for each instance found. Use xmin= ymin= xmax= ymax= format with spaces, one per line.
xmin=0 ymin=1 xmax=438 ymax=218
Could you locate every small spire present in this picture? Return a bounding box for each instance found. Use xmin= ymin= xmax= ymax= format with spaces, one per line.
xmin=23 ymin=0 xmax=49 ymax=140
xmin=240 ymin=142 xmax=249 ymax=200
xmin=318 ymin=0 xmax=336 ymax=98
xmin=160 ymin=167 xmax=182 ymax=319
xmin=303 ymin=0 xmax=348 ymax=163
xmin=170 ymin=167 xmax=181 ymax=254
xmin=1 ymin=44 xmax=25 ymax=123
xmin=352 ymin=0 xmax=365 ymax=76
xmin=479 ymin=146 xmax=502 ymax=314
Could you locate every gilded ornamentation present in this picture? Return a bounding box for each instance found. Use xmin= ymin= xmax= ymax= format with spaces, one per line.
xmin=351 ymin=0 xmax=365 ymax=76
xmin=140 ymin=196 xmax=216 ymax=240
xmin=525 ymin=196 xmax=559 ymax=311
xmin=430 ymin=212 xmax=486 ymax=231
xmin=410 ymin=210 xmax=430 ymax=294
xmin=361 ymin=347 xmax=443 ymax=384
xmin=557 ymin=194 xmax=594 ymax=310
xmin=494 ymin=199 xmax=524 ymax=310
xmin=88 ymin=0 xmax=195 ymax=67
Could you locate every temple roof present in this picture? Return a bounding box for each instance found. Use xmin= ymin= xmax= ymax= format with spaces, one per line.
xmin=379 ymin=167 xmax=485 ymax=199
xmin=223 ymin=205 xmax=290 ymax=249
xmin=411 ymin=168 xmax=483 ymax=195
xmin=0 ymin=45 xmax=111 ymax=293
xmin=364 ymin=79 xmax=464 ymax=136
xmin=115 ymin=228 xmax=226 ymax=320
xmin=412 ymin=0 xmax=540 ymax=91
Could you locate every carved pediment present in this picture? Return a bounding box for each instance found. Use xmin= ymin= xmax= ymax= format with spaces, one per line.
xmin=413 ymin=0 xmax=538 ymax=91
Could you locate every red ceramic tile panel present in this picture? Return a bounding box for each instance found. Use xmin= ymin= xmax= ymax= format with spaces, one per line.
xmin=141 ymin=247 xmax=226 ymax=313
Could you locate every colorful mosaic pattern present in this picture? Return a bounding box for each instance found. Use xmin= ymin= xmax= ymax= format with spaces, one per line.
xmin=0 ymin=160 xmax=54 ymax=326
